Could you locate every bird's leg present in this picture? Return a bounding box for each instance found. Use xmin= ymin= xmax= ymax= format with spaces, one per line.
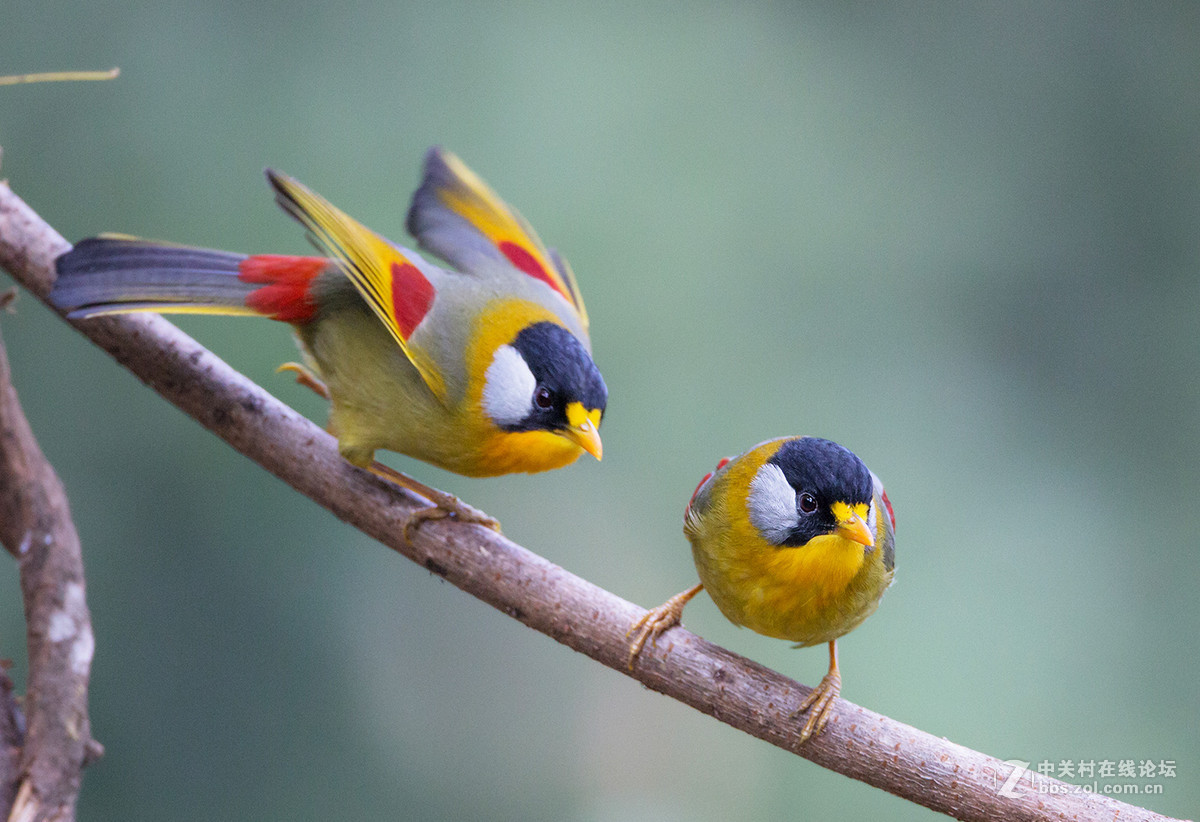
xmin=277 ymin=362 xmax=330 ymax=400
xmin=275 ymin=363 xmax=500 ymax=542
xmin=368 ymin=461 xmax=501 ymax=544
xmin=626 ymin=583 xmax=704 ymax=670
xmin=793 ymin=640 xmax=841 ymax=743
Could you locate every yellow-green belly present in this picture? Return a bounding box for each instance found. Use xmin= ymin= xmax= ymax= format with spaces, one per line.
xmin=295 ymin=306 xmax=583 ymax=476
xmin=688 ymin=502 xmax=893 ymax=647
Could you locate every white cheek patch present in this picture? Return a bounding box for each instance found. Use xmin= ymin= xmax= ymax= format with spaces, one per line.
xmin=482 ymin=344 xmax=536 ymax=426
xmin=747 ymin=462 xmax=799 ymax=544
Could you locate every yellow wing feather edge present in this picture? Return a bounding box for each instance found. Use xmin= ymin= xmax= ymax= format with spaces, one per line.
xmin=265 ymin=170 xmax=448 ymax=403
xmin=435 ymin=151 xmax=589 ymax=330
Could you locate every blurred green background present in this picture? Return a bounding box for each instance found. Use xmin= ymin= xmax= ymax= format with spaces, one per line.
xmin=2 ymin=2 xmax=1198 ymax=820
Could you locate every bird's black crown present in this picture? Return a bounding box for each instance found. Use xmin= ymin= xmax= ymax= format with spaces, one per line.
xmin=506 ymin=321 xmax=607 ymax=432
xmin=767 ymin=437 xmax=873 ymax=547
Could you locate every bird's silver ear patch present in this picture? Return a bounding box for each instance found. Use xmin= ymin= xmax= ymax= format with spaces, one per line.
xmin=747 ymin=462 xmax=799 ymax=544
xmin=482 ymin=344 xmax=537 ymax=426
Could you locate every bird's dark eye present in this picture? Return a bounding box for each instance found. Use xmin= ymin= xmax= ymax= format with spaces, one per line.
xmin=798 ymin=492 xmax=818 ymax=514
xmin=533 ymin=386 xmax=554 ymax=410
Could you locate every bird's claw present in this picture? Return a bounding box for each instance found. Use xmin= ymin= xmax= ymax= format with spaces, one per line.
xmin=626 ymin=605 xmax=679 ymax=670
xmin=277 ymin=361 xmax=330 ymax=400
xmin=403 ymin=489 xmax=501 ymax=545
xmin=625 ymin=584 xmax=703 ymax=670
xmin=792 ymin=670 xmax=841 ymax=744
xmin=366 ymin=460 xmax=500 ymax=545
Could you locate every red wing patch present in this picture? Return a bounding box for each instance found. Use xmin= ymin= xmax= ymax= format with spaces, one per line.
xmin=687 ymin=456 xmax=733 ymax=508
xmin=239 ymin=255 xmax=327 ymax=323
xmin=390 ymin=260 xmax=435 ymax=339
xmin=499 ymin=241 xmax=568 ymax=300
xmin=409 ymin=149 xmax=586 ymax=326
xmin=881 ymin=489 xmax=895 ymax=530
xmin=689 ymin=471 xmax=714 ymax=508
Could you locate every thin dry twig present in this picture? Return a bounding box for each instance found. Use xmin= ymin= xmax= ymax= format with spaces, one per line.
xmin=0 ymin=69 xmax=119 ymax=87
xmin=0 ymin=177 xmax=1186 ymax=822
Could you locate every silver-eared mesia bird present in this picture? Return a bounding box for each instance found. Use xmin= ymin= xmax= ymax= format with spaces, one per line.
xmin=628 ymin=436 xmax=895 ymax=743
xmin=50 ymin=148 xmax=607 ymax=534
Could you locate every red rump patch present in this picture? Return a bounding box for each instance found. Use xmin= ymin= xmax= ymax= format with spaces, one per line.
xmin=239 ymin=255 xmax=326 ymax=323
xmin=498 ymin=241 xmax=569 ymax=301
xmin=390 ymin=261 xmax=435 ymax=339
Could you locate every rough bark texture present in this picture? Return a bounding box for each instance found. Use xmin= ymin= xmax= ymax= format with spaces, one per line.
xmin=0 ymin=662 xmax=22 ymax=812
xmin=0 ymin=178 xmax=1185 ymax=822
xmin=0 ymin=320 xmax=98 ymax=820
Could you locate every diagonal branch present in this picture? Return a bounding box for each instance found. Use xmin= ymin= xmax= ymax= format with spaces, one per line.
xmin=0 ymin=177 xmax=1184 ymax=822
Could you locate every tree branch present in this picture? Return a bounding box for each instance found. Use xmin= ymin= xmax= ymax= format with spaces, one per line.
xmin=0 ymin=309 xmax=100 ymax=819
xmin=0 ymin=661 xmax=22 ymax=812
xmin=0 ymin=177 xmax=1184 ymax=822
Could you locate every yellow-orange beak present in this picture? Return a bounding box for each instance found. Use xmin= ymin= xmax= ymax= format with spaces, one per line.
xmin=833 ymin=503 xmax=874 ymax=547
xmin=563 ymin=403 xmax=603 ymax=461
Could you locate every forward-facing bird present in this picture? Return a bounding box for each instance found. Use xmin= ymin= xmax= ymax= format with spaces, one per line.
xmin=628 ymin=436 xmax=894 ymax=742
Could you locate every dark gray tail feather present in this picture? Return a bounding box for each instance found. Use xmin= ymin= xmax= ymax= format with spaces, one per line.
xmin=51 ymin=236 xmax=255 ymax=318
